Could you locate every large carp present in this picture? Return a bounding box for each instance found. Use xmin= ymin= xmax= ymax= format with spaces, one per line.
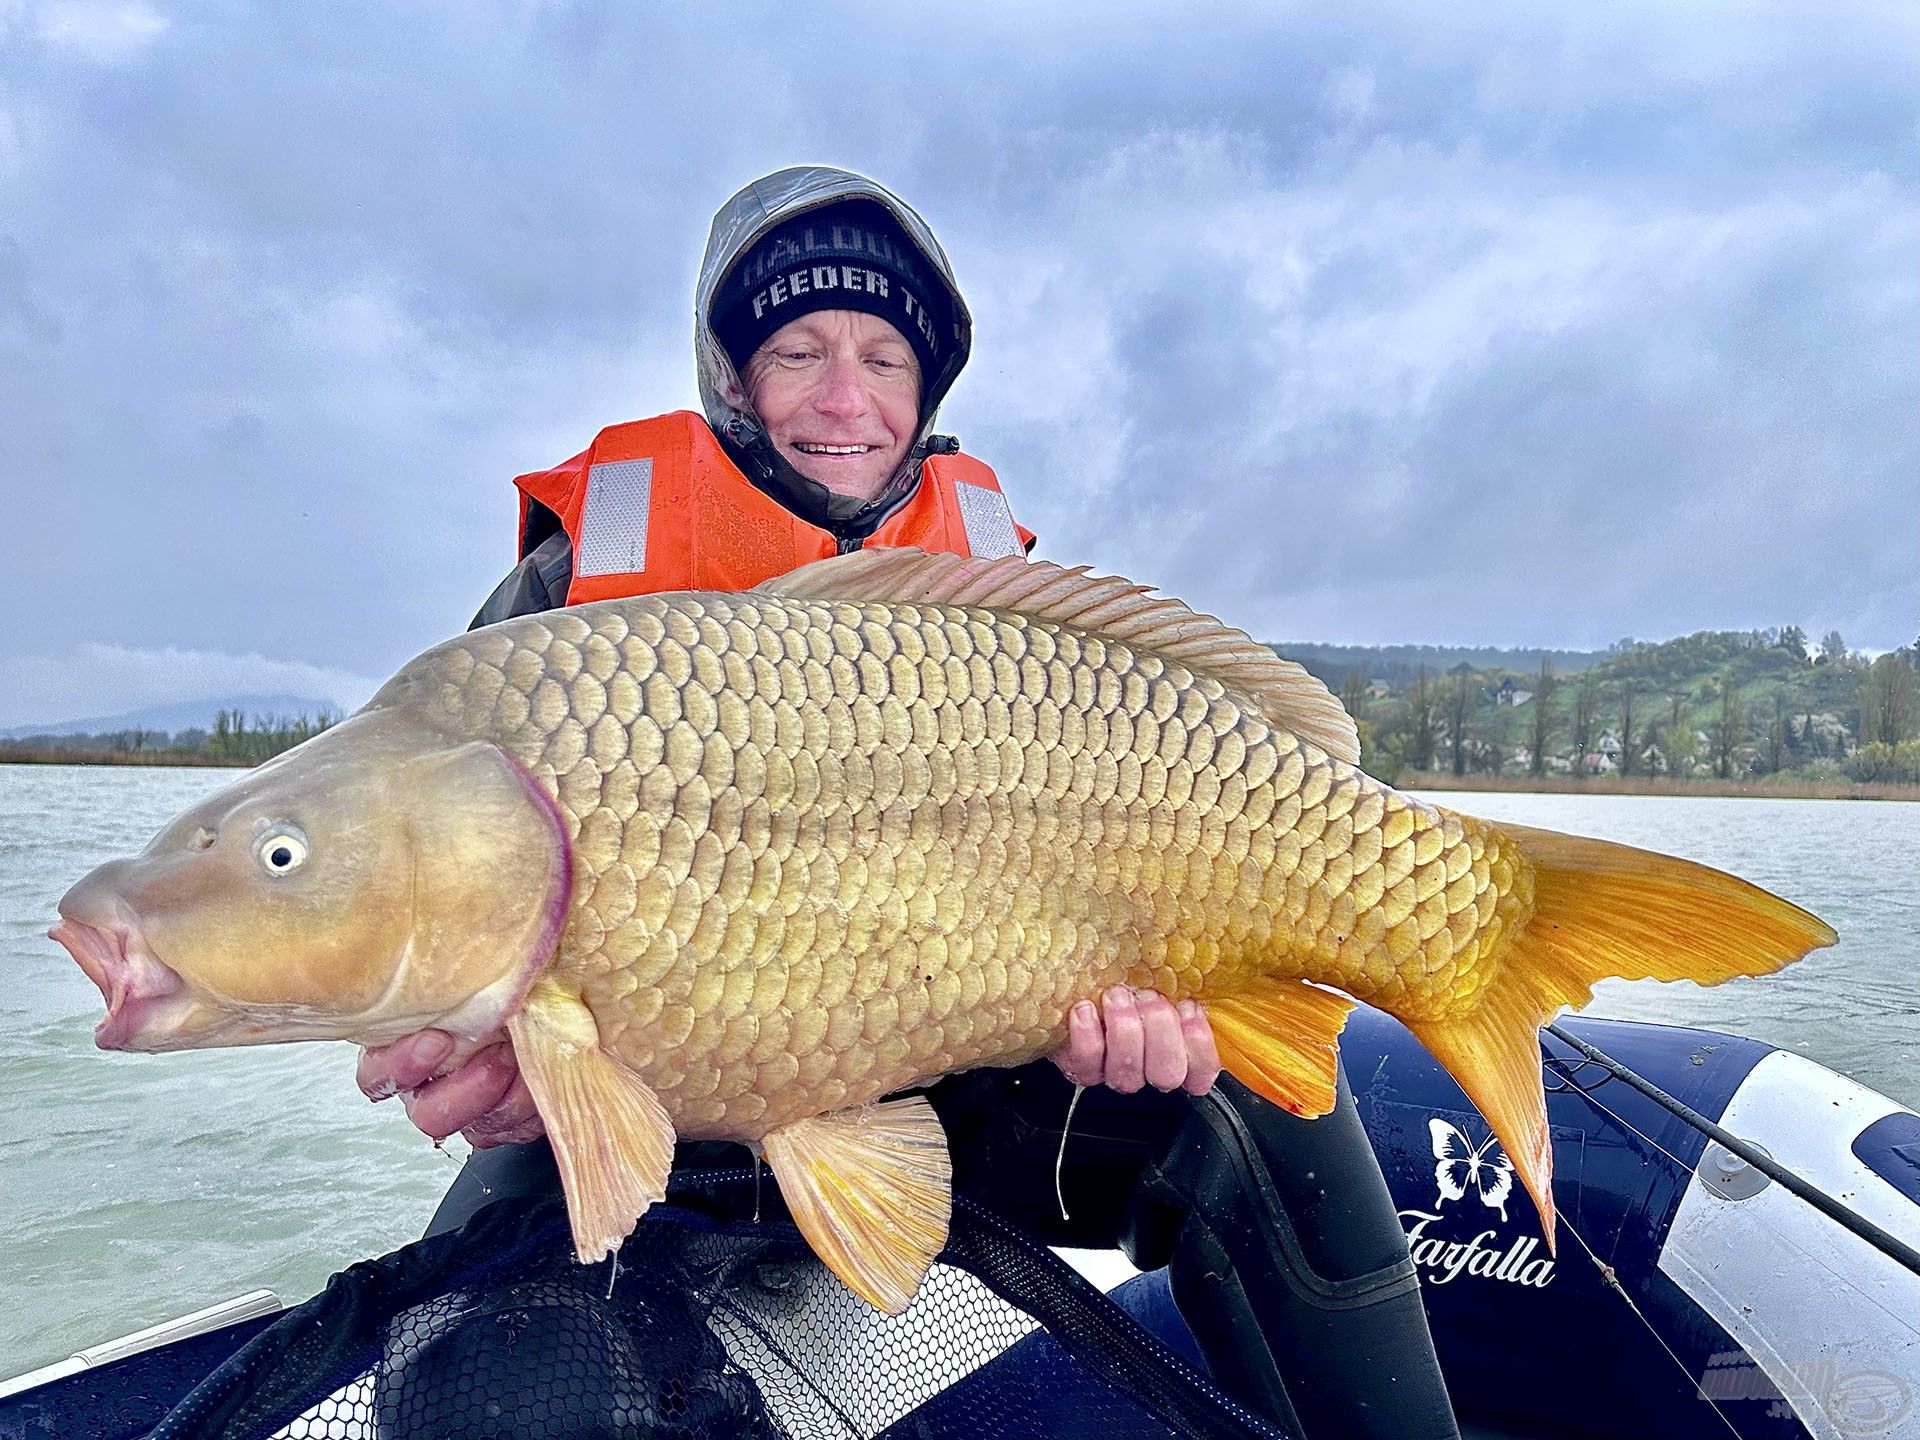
xmin=51 ymin=551 xmax=1833 ymax=1312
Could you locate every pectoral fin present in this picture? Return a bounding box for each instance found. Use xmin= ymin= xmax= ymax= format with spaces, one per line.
xmin=507 ymin=978 xmax=675 ymax=1263
xmin=761 ymin=1095 xmax=953 ymax=1316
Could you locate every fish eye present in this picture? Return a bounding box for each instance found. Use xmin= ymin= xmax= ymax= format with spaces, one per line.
xmin=256 ymin=826 xmax=310 ymax=875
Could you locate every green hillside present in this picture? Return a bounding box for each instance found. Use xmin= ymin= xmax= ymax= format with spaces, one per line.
xmin=1274 ymin=628 xmax=1920 ymax=787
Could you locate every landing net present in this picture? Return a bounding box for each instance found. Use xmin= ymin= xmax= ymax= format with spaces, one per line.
xmin=148 ymin=1175 xmax=1291 ymax=1440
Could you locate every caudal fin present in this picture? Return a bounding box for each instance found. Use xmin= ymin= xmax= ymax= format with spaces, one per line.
xmin=1402 ymin=822 xmax=1835 ymax=1247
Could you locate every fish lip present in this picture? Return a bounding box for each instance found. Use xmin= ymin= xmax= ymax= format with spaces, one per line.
xmin=48 ymin=916 xmax=187 ymax=1051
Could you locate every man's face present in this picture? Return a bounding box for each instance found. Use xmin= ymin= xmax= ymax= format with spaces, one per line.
xmin=742 ymin=310 xmax=922 ymax=502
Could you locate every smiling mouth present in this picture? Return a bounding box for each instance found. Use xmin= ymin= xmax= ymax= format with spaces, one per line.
xmin=793 ymin=443 xmax=875 ymax=456
xmin=49 ymin=917 xmax=188 ymax=1051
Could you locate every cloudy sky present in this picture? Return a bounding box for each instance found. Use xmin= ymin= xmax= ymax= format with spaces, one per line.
xmin=2 ymin=0 xmax=1914 ymax=727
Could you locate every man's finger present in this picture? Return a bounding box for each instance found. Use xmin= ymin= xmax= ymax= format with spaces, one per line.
xmin=1100 ymin=986 xmax=1145 ymax=1094
xmin=401 ymin=1043 xmax=518 ymax=1142
xmin=1051 ymin=1001 xmax=1106 ymax=1087
xmin=1138 ymin=991 xmax=1189 ymax=1093
xmin=1179 ymin=1000 xmax=1222 ymax=1096
xmin=357 ymin=1029 xmax=456 ymax=1100
xmin=463 ymin=1073 xmax=544 ymax=1149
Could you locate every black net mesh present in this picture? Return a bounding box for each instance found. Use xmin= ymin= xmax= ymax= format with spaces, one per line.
xmin=148 ymin=1176 xmax=1291 ymax=1440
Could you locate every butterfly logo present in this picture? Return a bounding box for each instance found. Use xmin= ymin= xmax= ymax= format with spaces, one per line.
xmin=1429 ymin=1118 xmax=1514 ymax=1221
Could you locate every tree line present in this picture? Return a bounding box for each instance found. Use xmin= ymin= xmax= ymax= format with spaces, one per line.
xmin=1314 ymin=627 xmax=1920 ymax=788
xmin=0 ymin=709 xmax=338 ymax=765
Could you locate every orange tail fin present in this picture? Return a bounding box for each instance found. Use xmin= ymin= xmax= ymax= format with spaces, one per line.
xmin=1210 ymin=821 xmax=1833 ymax=1250
xmin=1399 ymin=822 xmax=1834 ymax=1246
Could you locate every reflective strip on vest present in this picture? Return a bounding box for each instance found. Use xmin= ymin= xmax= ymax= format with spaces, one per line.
xmin=513 ymin=413 xmax=1034 ymax=598
xmin=576 ymin=458 xmax=655 ymax=578
xmin=953 ymin=480 xmax=1022 ymax=559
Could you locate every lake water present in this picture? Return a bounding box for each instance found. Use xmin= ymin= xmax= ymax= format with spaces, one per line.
xmin=1 ymin=764 xmax=1914 ymax=1375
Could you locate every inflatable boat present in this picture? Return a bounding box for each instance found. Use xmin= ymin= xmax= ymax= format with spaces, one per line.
xmin=3 ymin=1009 xmax=1915 ymax=1439
xmin=1354 ymin=1010 xmax=1919 ymax=1439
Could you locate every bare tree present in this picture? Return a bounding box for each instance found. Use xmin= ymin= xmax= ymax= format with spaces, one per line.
xmin=1714 ymin=681 xmax=1744 ymax=779
xmin=1411 ymin=666 xmax=1435 ymax=771
xmin=1617 ymin=684 xmax=1638 ymax=777
xmin=1340 ymin=668 xmax=1368 ymax=725
xmin=210 ymin=709 xmax=238 ymax=761
xmin=1528 ymin=657 xmax=1554 ymax=777
xmin=1448 ymin=668 xmax=1471 ymax=777
xmin=1860 ymin=654 xmax=1920 ymax=745
xmin=1765 ymin=692 xmax=1787 ymax=774
xmin=1663 ymin=691 xmax=1688 ymax=776
xmin=1570 ymin=677 xmax=1599 ymax=776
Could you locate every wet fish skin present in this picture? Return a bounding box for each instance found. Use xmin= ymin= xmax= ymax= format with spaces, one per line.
xmin=52 ymin=552 xmax=1833 ymax=1310
xmin=383 ymin=588 xmax=1508 ymax=1141
xmin=50 ymin=720 xmax=567 ymax=1054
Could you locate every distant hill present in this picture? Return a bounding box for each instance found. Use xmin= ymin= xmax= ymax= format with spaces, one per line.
xmin=1 ymin=694 xmax=343 ymax=742
xmin=1269 ymin=641 xmax=1604 ymax=691
xmin=1308 ymin=623 xmax=1917 ymax=787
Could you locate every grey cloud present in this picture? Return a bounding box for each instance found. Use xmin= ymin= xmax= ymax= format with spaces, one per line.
xmin=1 ymin=1 xmax=1914 ymax=727
xmin=6 ymin=641 xmax=377 ymax=728
xmin=955 ymin=127 xmax=1916 ymax=649
xmin=0 ymin=234 xmax=61 ymax=345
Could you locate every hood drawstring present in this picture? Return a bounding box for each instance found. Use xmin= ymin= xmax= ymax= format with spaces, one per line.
xmin=715 ymin=412 xmax=931 ymax=549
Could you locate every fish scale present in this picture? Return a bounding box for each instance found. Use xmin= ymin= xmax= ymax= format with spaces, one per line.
xmin=406 ymin=590 xmax=1523 ymax=1140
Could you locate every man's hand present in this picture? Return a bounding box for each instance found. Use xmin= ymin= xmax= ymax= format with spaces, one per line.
xmin=356 ymin=1032 xmax=543 ymax=1149
xmin=1051 ymin=987 xmax=1221 ymax=1096
xmin=360 ymin=986 xmax=1221 ymax=1147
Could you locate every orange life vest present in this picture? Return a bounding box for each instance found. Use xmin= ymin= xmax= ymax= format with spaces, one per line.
xmin=513 ymin=411 xmax=1035 ymax=604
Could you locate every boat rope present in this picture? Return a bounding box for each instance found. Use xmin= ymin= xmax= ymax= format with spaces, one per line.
xmin=1055 ymin=1083 xmax=1086 ymax=1223
xmin=1543 ymin=1022 xmax=1920 ymax=1281
xmin=747 ymin=1139 xmax=765 ymax=1224
xmin=1552 ymin=1205 xmax=1751 ymax=1440
xmin=1544 ymin=1056 xmax=1702 ymax=1179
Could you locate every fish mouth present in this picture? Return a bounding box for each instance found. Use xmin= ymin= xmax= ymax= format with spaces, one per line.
xmin=49 ymin=917 xmax=189 ymax=1051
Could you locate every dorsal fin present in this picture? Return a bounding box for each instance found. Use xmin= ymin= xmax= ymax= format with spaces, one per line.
xmin=755 ymin=549 xmax=1361 ymax=764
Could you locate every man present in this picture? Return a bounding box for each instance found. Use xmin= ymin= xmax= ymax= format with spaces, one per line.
xmin=357 ymin=166 xmax=1218 ymax=1147
xmin=358 ymin=166 xmax=1459 ymax=1439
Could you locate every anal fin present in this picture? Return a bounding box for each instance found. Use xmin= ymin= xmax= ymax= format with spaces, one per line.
xmin=508 ymin=978 xmax=675 ymax=1263
xmin=1208 ymin=979 xmax=1356 ymax=1118
xmin=761 ymin=1095 xmax=953 ymax=1316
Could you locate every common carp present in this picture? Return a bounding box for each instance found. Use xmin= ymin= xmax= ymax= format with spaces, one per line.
xmin=50 ymin=551 xmax=1834 ymax=1313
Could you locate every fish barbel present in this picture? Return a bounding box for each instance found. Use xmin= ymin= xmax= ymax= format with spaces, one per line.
xmin=50 ymin=551 xmax=1834 ymax=1312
